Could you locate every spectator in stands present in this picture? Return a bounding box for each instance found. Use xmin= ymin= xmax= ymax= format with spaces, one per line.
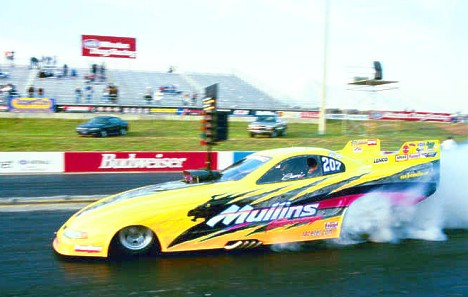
xmin=5 ymin=51 xmax=15 ymax=67
xmin=37 ymin=87 xmax=44 ymax=98
xmin=182 ymin=92 xmax=190 ymax=106
xmin=63 ymin=64 xmax=68 ymax=77
xmin=100 ymin=87 xmax=110 ymax=103
xmin=191 ymin=92 xmax=198 ymax=106
xmin=154 ymin=90 xmax=163 ymax=105
xmin=99 ymin=63 xmax=106 ymax=81
xmin=144 ymin=87 xmax=153 ymax=104
xmin=30 ymin=57 xmax=39 ymax=69
xmin=75 ymin=87 xmax=82 ymax=103
xmin=28 ymin=86 xmax=35 ymax=98
xmin=85 ymin=73 xmax=95 ymax=83
xmin=108 ymin=83 xmax=118 ymax=103
xmin=84 ymin=84 xmax=93 ymax=103
xmin=91 ymin=64 xmax=98 ymax=76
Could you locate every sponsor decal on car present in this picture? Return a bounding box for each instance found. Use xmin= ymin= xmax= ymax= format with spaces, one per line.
xmin=74 ymin=244 xmax=103 ymax=253
xmin=302 ymin=228 xmax=334 ymax=237
xmin=325 ymin=222 xmax=339 ymax=229
xmin=205 ymin=202 xmax=320 ymax=228
xmin=395 ymin=154 xmax=408 ymax=162
xmin=402 ymin=145 xmax=410 ymax=154
xmin=374 ymin=157 xmax=389 ymax=164
xmin=426 ymin=141 xmax=437 ymax=150
xmin=400 ymin=171 xmax=429 ymax=180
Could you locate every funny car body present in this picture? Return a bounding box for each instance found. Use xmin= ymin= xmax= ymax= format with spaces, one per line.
xmin=53 ymin=139 xmax=440 ymax=258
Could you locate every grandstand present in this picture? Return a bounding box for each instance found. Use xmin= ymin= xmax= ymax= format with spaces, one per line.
xmin=0 ymin=65 xmax=290 ymax=110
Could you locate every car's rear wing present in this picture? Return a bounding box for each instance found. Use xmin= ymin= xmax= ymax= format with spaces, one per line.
xmin=339 ymin=139 xmax=440 ymax=164
xmin=339 ymin=139 xmax=381 ymax=157
xmin=394 ymin=140 xmax=440 ymax=158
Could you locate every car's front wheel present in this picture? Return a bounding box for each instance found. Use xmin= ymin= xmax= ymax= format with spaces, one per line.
xmin=100 ymin=130 xmax=108 ymax=137
xmin=113 ymin=225 xmax=156 ymax=257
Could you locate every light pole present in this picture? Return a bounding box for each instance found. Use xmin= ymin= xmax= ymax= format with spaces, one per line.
xmin=318 ymin=0 xmax=330 ymax=135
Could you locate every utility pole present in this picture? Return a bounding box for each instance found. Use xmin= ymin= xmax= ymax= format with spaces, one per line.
xmin=318 ymin=0 xmax=330 ymax=135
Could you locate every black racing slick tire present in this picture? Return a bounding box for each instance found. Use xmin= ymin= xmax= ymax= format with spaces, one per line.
xmin=112 ymin=226 xmax=157 ymax=257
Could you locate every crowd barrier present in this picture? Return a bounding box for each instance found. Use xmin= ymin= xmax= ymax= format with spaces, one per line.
xmin=0 ymin=151 xmax=254 ymax=174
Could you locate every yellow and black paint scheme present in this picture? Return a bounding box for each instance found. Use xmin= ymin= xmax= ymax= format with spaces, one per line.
xmin=53 ymin=139 xmax=440 ymax=258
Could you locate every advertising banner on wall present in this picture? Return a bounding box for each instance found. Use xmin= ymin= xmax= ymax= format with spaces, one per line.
xmin=81 ymin=35 xmax=136 ymax=59
xmin=0 ymin=152 xmax=64 ymax=173
xmin=8 ymin=97 xmax=55 ymax=113
xmin=369 ymin=111 xmax=455 ymax=122
xmin=65 ymin=152 xmax=216 ymax=173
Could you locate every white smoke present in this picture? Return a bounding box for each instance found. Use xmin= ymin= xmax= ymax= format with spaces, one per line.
xmin=334 ymin=144 xmax=468 ymax=245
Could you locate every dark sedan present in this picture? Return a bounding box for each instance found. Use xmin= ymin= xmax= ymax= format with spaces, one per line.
xmin=76 ymin=116 xmax=128 ymax=137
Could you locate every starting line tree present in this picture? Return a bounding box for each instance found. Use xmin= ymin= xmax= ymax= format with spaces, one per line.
xmin=200 ymin=84 xmax=228 ymax=170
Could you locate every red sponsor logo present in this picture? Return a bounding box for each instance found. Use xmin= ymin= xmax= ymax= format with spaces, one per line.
xmin=65 ymin=152 xmax=216 ymax=172
xmin=402 ymin=145 xmax=410 ymax=154
xmin=300 ymin=111 xmax=319 ymax=119
xmin=82 ymin=35 xmax=136 ymax=59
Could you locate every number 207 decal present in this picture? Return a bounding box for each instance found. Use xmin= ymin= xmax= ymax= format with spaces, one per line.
xmin=321 ymin=157 xmax=345 ymax=174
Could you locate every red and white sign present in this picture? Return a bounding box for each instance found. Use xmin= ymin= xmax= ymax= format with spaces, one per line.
xmin=81 ymin=35 xmax=136 ymax=59
xmin=369 ymin=111 xmax=454 ymax=122
xmin=65 ymin=152 xmax=217 ymax=173
xmin=300 ymin=111 xmax=320 ymax=119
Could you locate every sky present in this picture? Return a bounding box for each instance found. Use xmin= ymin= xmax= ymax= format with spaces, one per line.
xmin=2 ymin=0 xmax=467 ymax=113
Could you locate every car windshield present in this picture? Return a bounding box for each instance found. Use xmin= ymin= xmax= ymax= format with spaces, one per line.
xmin=256 ymin=116 xmax=275 ymax=122
xmin=219 ymin=155 xmax=271 ymax=181
xmin=88 ymin=117 xmax=108 ymax=124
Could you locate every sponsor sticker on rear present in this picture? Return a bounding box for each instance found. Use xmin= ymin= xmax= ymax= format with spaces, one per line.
xmin=395 ymin=154 xmax=408 ymax=162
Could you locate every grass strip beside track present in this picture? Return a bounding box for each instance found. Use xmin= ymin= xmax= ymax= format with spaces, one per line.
xmin=1 ymin=117 xmax=467 ymax=152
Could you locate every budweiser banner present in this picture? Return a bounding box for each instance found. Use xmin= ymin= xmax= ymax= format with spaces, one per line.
xmin=64 ymin=152 xmax=216 ymax=173
xmin=81 ymin=35 xmax=136 ymax=59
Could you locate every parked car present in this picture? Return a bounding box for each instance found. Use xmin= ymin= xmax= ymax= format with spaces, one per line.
xmin=248 ymin=114 xmax=287 ymax=137
xmin=76 ymin=116 xmax=128 ymax=137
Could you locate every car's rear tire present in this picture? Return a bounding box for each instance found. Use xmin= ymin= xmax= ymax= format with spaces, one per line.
xmin=111 ymin=225 xmax=157 ymax=257
xmin=270 ymin=131 xmax=278 ymax=138
xmin=120 ymin=128 xmax=127 ymax=135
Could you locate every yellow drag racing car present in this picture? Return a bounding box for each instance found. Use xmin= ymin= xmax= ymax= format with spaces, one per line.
xmin=53 ymin=139 xmax=440 ymax=258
